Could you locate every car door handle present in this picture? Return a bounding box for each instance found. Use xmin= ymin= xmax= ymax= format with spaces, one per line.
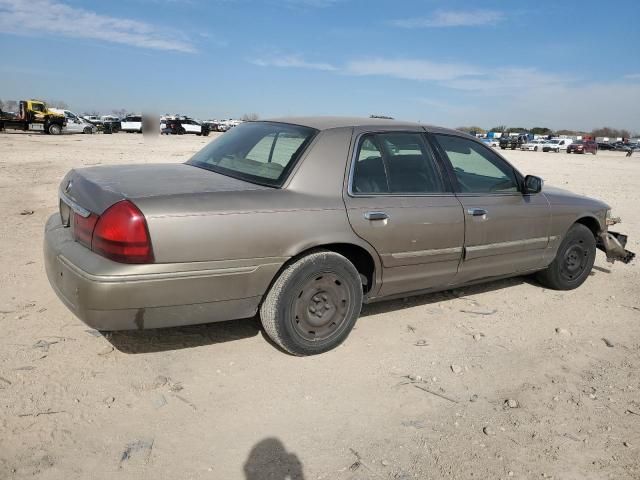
xmin=467 ymin=208 xmax=488 ymax=217
xmin=364 ymin=211 xmax=389 ymax=221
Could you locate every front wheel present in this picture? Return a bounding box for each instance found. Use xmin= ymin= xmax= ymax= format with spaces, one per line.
xmin=260 ymin=250 xmax=363 ymax=356
xmin=536 ymin=224 xmax=596 ymax=290
xmin=83 ymin=127 xmax=93 ymax=134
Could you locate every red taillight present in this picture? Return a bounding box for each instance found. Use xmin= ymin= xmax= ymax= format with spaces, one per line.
xmin=91 ymin=201 xmax=154 ymax=264
xmin=73 ymin=212 xmax=98 ymax=249
xmin=71 ymin=200 xmax=153 ymax=263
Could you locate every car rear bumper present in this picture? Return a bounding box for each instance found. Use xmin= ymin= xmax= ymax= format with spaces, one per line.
xmin=44 ymin=214 xmax=286 ymax=330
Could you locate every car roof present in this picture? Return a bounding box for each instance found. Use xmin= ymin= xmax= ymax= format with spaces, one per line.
xmin=264 ymin=116 xmax=432 ymax=131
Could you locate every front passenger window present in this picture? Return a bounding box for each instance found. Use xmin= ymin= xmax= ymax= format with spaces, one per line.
xmin=434 ymin=134 xmax=519 ymax=194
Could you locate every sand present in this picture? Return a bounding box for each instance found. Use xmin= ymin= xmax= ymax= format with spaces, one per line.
xmin=1 ymin=131 xmax=639 ymax=479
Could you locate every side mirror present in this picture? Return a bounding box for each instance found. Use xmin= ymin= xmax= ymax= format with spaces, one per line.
xmin=524 ymin=175 xmax=543 ymax=194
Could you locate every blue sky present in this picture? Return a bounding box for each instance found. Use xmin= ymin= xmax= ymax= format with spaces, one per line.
xmin=1 ymin=0 xmax=639 ymax=130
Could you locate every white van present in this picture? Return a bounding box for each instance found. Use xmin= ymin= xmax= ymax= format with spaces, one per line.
xmin=120 ymin=114 xmax=142 ymax=133
xmin=50 ymin=109 xmax=97 ymax=134
xmin=543 ymin=138 xmax=574 ymax=153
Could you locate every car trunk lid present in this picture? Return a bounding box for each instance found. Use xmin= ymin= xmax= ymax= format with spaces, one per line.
xmin=59 ymin=163 xmax=269 ymax=216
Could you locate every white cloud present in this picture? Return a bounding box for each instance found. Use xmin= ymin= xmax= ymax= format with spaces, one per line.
xmin=249 ymin=52 xmax=638 ymax=130
xmin=251 ymin=54 xmax=337 ymax=71
xmin=446 ymin=67 xmax=573 ymax=92
xmin=0 ymin=0 xmax=196 ymax=53
xmin=346 ymin=58 xmax=481 ymax=81
xmin=392 ymin=10 xmax=504 ymax=28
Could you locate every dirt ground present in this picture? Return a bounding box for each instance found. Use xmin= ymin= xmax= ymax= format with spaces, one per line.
xmin=1 ymin=131 xmax=639 ymax=480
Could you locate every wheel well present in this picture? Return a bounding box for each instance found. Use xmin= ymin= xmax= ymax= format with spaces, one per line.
xmin=575 ymin=216 xmax=601 ymax=238
xmin=319 ymin=243 xmax=375 ymax=293
xmin=276 ymin=243 xmax=376 ymax=294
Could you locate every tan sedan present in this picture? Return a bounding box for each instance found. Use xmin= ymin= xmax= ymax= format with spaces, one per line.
xmin=44 ymin=117 xmax=634 ymax=355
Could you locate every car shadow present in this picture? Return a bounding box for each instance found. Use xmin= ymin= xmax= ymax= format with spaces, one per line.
xmin=106 ymin=316 xmax=261 ymax=354
xmin=360 ymin=276 xmax=530 ymax=317
xmin=105 ymin=276 xmax=538 ymax=354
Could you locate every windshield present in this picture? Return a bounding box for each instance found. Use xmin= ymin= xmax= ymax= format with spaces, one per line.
xmin=573 ymin=140 xmax=584 ymax=144
xmin=550 ymin=140 xmax=560 ymax=144
xmin=187 ymin=121 xmax=317 ymax=187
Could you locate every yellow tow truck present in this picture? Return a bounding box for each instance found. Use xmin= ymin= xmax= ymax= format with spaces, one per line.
xmin=0 ymin=99 xmax=66 ymax=135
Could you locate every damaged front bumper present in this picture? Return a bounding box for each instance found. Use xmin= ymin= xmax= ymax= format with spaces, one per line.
xmin=597 ymin=231 xmax=636 ymax=264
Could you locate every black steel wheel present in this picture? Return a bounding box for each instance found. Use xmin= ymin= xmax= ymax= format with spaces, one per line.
xmin=536 ymin=223 xmax=596 ymax=290
xmin=292 ymin=272 xmax=352 ymax=342
xmin=260 ymin=250 xmax=363 ymax=355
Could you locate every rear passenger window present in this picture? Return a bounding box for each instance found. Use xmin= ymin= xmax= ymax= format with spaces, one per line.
xmin=352 ymin=133 xmax=445 ymax=194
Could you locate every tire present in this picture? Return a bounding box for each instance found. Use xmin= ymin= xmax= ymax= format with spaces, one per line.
xmin=83 ymin=127 xmax=93 ymax=134
xmin=534 ymin=146 xmax=538 ymax=151
xmin=48 ymin=123 xmax=62 ymax=135
xmin=536 ymin=223 xmax=596 ymax=290
xmin=260 ymin=250 xmax=363 ymax=356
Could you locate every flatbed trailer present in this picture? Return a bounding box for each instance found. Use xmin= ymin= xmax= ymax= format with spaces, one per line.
xmin=0 ymin=99 xmax=66 ymax=135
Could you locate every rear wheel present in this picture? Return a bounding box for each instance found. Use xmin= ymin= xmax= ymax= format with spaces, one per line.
xmin=48 ymin=123 xmax=62 ymax=135
xmin=260 ymin=250 xmax=363 ymax=356
xmin=536 ymin=223 xmax=596 ymax=290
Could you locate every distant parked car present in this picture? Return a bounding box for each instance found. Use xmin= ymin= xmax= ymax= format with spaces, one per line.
xmin=521 ymin=139 xmax=547 ymax=151
xmin=567 ymin=140 xmax=598 ymax=155
xmin=82 ymin=115 xmax=103 ymax=127
xmin=51 ymin=108 xmax=97 ymax=134
xmin=597 ymin=142 xmax=615 ymax=151
xmin=101 ymin=115 xmax=121 ymax=133
xmin=543 ymin=139 xmax=573 ymax=153
xmin=500 ymin=134 xmax=528 ymax=150
xmin=160 ymin=118 xmax=210 ymax=136
xmin=120 ymin=115 xmax=142 ymax=133
xmin=482 ymin=138 xmax=499 ymax=147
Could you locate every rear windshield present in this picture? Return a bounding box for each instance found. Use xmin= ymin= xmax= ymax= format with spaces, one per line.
xmin=187 ymin=122 xmax=317 ymax=187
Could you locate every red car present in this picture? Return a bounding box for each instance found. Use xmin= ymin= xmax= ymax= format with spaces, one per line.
xmin=567 ymin=140 xmax=598 ymax=154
